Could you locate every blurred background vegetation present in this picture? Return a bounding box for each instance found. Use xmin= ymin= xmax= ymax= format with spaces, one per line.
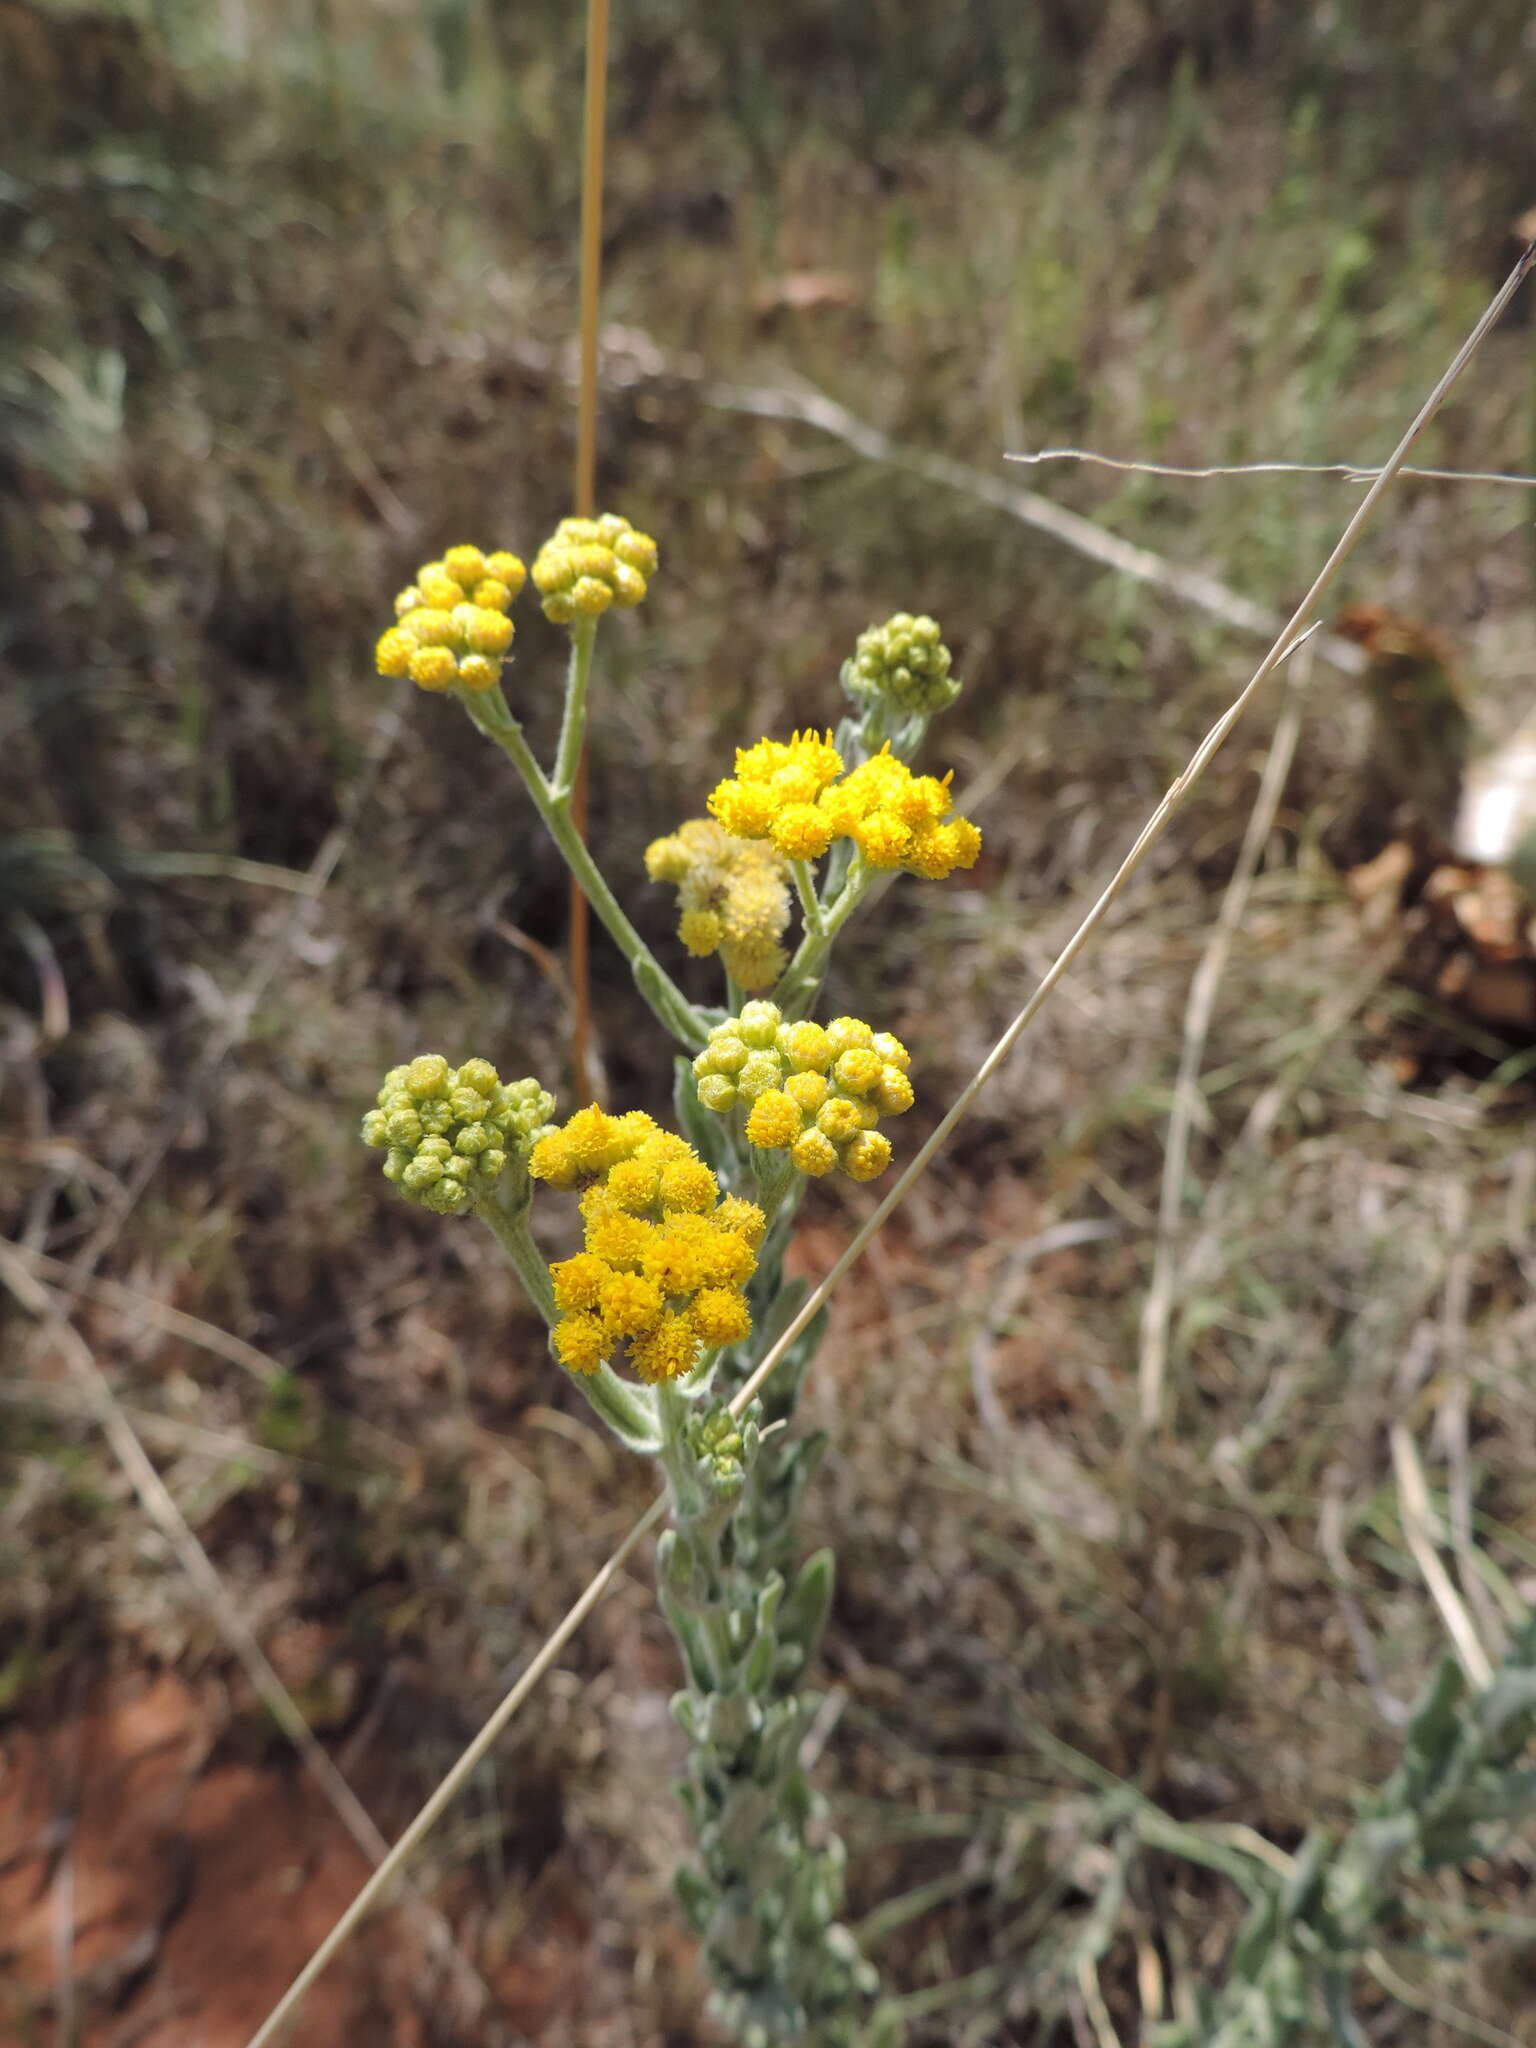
xmin=2 ymin=1 xmax=1535 ymax=2041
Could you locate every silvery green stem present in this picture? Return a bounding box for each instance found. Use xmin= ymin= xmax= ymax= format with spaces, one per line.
xmin=772 ymin=858 xmax=874 ymax=1021
xmin=551 ymin=615 xmax=596 ymax=799
xmin=477 ymin=1185 xmax=558 ymax=1323
xmin=791 ymin=856 xmax=825 ymax=937
xmin=458 ymin=682 xmax=708 ymax=1050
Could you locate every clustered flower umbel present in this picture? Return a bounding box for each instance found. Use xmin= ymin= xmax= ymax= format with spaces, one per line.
xmin=708 ymin=731 xmax=981 ymax=878
xmin=529 ymin=1107 xmax=766 ymax=1381
xmin=531 ymin=513 xmax=659 ymax=624
xmin=693 ymin=1002 xmax=913 ymax=1182
xmin=362 ymin=1056 xmax=556 ymax=1215
xmin=841 ymin=612 xmax=960 ymax=715
xmin=375 ymin=545 xmax=526 ymax=694
xmin=644 ymin=818 xmax=793 ymax=991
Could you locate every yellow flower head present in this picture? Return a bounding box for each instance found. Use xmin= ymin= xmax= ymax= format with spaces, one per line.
xmin=599 ymin=1270 xmax=666 ymax=1337
xmin=691 ymin=1003 xmax=914 ymax=1183
xmin=644 ymin=817 xmax=792 ymax=991
xmin=551 ymin=1251 xmax=609 ymax=1313
xmin=553 ymin=1316 xmax=610 ymax=1374
xmin=378 ymin=544 xmax=527 ymax=695
xmin=790 ymin=1129 xmax=838 ymax=1177
xmin=690 ymin=1288 xmax=752 ymax=1347
xmin=631 ymin=1313 xmax=702 ymax=1385
xmin=531 ymin=1104 xmax=762 ymax=1382
xmin=706 ymin=736 xmax=980 ymax=879
xmin=532 ymin=513 xmax=659 ymax=625
xmin=678 ymin=907 xmax=726 ymax=957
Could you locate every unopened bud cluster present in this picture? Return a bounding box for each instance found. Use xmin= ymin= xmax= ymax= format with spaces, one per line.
xmin=841 ymin=612 xmax=959 ymax=715
xmin=375 ymin=545 xmax=526 ymax=694
xmin=362 ymin=1056 xmax=555 ymax=1216
xmin=529 ymin=1107 xmax=766 ymax=1381
xmin=531 ymin=513 xmax=659 ymax=625
xmin=692 ymin=1002 xmax=913 ymax=1182
xmin=644 ymin=817 xmax=792 ymax=991
xmin=686 ymin=1405 xmax=760 ymax=1497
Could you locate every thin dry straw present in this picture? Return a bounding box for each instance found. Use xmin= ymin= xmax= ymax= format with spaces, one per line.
xmin=1137 ymin=643 xmax=1314 ymax=1430
xmin=566 ymin=0 xmax=611 ymax=1105
xmin=1008 ymin=448 xmax=1536 ymax=488
xmin=242 ymin=238 xmax=1534 ymax=2048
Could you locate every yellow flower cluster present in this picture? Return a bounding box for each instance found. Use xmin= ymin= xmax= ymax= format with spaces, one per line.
xmin=375 ymin=545 xmax=527 ymax=694
xmin=644 ymin=818 xmax=792 ymax=991
xmin=531 ymin=513 xmax=659 ymax=624
xmin=692 ymin=1002 xmax=913 ymax=1182
xmin=529 ymin=1106 xmax=765 ymax=1381
xmin=707 ymin=734 xmax=981 ymax=878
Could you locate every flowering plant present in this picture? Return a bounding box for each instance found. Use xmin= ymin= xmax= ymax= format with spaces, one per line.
xmin=364 ymin=528 xmax=976 ymax=2043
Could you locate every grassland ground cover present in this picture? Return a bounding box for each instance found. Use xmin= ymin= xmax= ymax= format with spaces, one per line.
xmin=2 ymin=3 xmax=1535 ymax=2040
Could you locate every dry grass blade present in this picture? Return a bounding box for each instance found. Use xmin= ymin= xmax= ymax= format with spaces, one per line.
xmin=1363 ymin=1948 xmax=1525 ymax=2048
xmin=239 ymin=239 xmax=1534 ymax=2048
xmin=566 ymin=0 xmax=611 ymax=1105
xmin=700 ymin=374 xmax=1366 ymax=669
xmin=1009 ymin=447 xmax=1536 ymax=488
xmin=8 ymin=1241 xmax=287 ymax=1385
xmin=1390 ymin=1423 xmax=1494 ymax=1691
xmin=1137 ymin=644 xmax=1314 ymax=1429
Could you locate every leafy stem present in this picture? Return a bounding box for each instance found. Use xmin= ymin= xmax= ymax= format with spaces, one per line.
xmin=457 ymin=681 xmax=708 ymax=1050
xmin=551 ymin=615 xmax=596 ymax=799
xmin=773 ymin=856 xmax=875 ymax=1019
xmin=477 ymin=1184 xmax=558 ymax=1324
xmin=791 ymin=855 xmax=825 ymax=937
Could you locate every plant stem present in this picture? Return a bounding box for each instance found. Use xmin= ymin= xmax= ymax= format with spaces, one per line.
xmin=772 ymin=858 xmax=873 ymax=1018
xmin=750 ymin=1147 xmax=799 ymax=1221
xmin=790 ymin=856 xmax=825 ymax=936
xmin=477 ymin=1191 xmax=558 ymax=1323
xmin=458 ymin=683 xmax=707 ymax=1049
xmin=551 ymin=616 xmax=597 ymax=799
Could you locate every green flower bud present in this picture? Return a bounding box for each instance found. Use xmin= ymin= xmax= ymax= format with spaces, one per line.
xmin=736 ymin=1000 xmax=783 ymax=1049
xmin=384 ymin=1107 xmax=423 ymax=1146
xmin=405 ymin=1054 xmax=451 ymax=1098
xmin=362 ymin=1055 xmax=557 ymax=1216
xmin=698 ymin=1033 xmax=749 ymax=1078
xmin=840 ymin=612 xmax=959 ymax=715
xmin=735 ymin=1052 xmax=781 ymax=1100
